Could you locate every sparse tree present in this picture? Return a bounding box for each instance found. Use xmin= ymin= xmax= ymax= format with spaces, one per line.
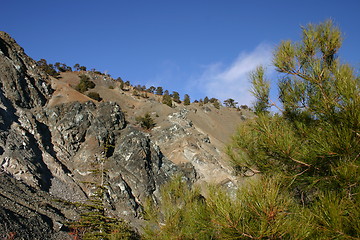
xmin=172 ymin=91 xmax=181 ymax=103
xmin=79 ymin=66 xmax=87 ymax=71
xmin=135 ymin=113 xmax=156 ymax=130
xmin=37 ymin=59 xmax=59 ymax=78
xmin=74 ymin=63 xmax=80 ymax=71
xmin=223 ymin=98 xmax=238 ymax=108
xmin=156 ymin=86 xmax=163 ymax=95
xmin=212 ymin=100 xmax=220 ymax=109
xmin=204 ymin=96 xmax=209 ymax=104
xmin=162 ymin=94 xmax=173 ymax=108
xmin=183 ymin=94 xmax=190 ymax=105
xmin=87 ymin=92 xmax=102 ymax=101
xmin=68 ymin=143 xmax=137 ymax=239
xmin=75 ymin=74 xmax=95 ymax=93
xmin=147 ymin=86 xmax=156 ymax=94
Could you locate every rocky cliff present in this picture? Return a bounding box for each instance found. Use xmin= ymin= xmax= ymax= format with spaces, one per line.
xmin=0 ymin=32 xmax=247 ymax=239
xmin=0 ymin=32 xmax=181 ymax=239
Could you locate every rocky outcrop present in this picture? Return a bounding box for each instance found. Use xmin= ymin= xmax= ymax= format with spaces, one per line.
xmin=0 ymin=31 xmax=52 ymax=109
xmin=153 ymin=108 xmax=237 ymax=186
xmin=0 ymin=31 xmax=246 ymax=239
xmin=0 ymin=32 xmax=179 ymax=239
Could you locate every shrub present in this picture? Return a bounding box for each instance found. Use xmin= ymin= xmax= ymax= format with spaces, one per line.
xmin=135 ymin=113 xmax=156 ymax=130
xmin=212 ymin=100 xmax=220 ymax=109
xmin=183 ymin=94 xmax=190 ymax=105
xmin=162 ymin=94 xmax=173 ymax=108
xmin=75 ymin=75 xmax=96 ymax=93
xmin=37 ymin=59 xmax=59 ymax=78
xmin=87 ymin=92 xmax=102 ymax=101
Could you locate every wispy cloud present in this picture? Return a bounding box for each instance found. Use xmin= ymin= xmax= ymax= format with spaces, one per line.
xmin=191 ymin=43 xmax=273 ymax=107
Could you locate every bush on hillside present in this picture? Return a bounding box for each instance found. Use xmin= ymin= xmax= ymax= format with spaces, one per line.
xmin=162 ymin=94 xmax=173 ymax=108
xmin=135 ymin=113 xmax=156 ymax=130
xmin=87 ymin=92 xmax=102 ymax=101
xmin=75 ymin=75 xmax=96 ymax=93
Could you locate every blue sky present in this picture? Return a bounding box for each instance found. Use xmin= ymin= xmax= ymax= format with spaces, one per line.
xmin=2 ymin=0 xmax=360 ymax=107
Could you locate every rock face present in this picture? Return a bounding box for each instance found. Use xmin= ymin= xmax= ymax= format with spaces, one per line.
xmin=0 ymin=32 xmax=178 ymax=238
xmin=0 ymin=32 xmax=246 ymax=239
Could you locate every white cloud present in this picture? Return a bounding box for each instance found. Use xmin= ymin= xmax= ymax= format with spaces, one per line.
xmin=192 ymin=43 xmax=273 ymax=107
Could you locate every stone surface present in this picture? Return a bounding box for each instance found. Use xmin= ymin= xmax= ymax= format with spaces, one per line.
xmin=0 ymin=31 xmax=248 ymax=239
xmin=0 ymin=32 xmax=180 ymax=239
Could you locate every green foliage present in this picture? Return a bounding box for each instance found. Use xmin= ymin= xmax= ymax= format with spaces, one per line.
xmin=54 ymin=62 xmax=72 ymax=72
xmin=75 ymin=75 xmax=96 ymax=93
xmin=145 ymin=21 xmax=360 ymax=239
xmin=223 ymin=98 xmax=238 ymax=108
xmin=156 ymin=87 xmax=163 ymax=95
xmin=250 ymin=66 xmax=270 ymax=114
xmin=143 ymin=176 xmax=313 ymax=239
xmin=68 ymin=143 xmax=137 ymax=240
xmin=135 ymin=113 xmax=156 ymax=130
xmin=87 ymin=92 xmax=102 ymax=101
xmin=226 ymin=20 xmax=360 ymax=238
xmin=74 ymin=63 xmax=80 ymax=71
xmin=183 ymin=94 xmax=190 ymax=105
xmin=147 ymin=86 xmax=156 ymax=94
xmin=171 ymin=91 xmax=181 ymax=103
xmin=212 ymin=100 xmax=220 ymax=109
xmin=203 ymin=96 xmax=209 ymax=104
xmin=37 ymin=59 xmax=60 ymax=78
xmin=143 ymin=176 xmax=214 ymax=240
xmin=162 ymin=94 xmax=173 ymax=108
xmin=119 ymin=81 xmax=125 ymax=90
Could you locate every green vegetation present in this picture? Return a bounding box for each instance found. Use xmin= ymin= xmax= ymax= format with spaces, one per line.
xmin=171 ymin=91 xmax=181 ymax=103
xmin=75 ymin=74 xmax=96 ymax=93
xmin=203 ymin=96 xmax=209 ymax=104
xmin=183 ymin=94 xmax=190 ymax=105
xmin=37 ymin=59 xmax=60 ymax=78
xmin=156 ymin=87 xmax=163 ymax=95
xmin=223 ymin=98 xmax=238 ymax=108
xmin=68 ymin=143 xmax=138 ymax=240
xmin=135 ymin=113 xmax=156 ymax=130
xmin=212 ymin=99 xmax=220 ymax=109
xmin=162 ymin=94 xmax=173 ymax=108
xmin=54 ymin=62 xmax=72 ymax=72
xmin=143 ymin=21 xmax=360 ymax=239
xmin=87 ymin=92 xmax=102 ymax=101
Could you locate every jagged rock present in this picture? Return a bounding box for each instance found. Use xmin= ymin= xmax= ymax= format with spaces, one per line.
xmin=0 ymin=31 xmax=247 ymax=239
xmin=0 ymin=31 xmax=52 ymax=109
xmin=0 ymin=32 xmax=182 ymax=239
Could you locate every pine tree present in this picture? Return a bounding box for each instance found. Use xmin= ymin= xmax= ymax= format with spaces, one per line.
xmin=68 ymin=142 xmax=137 ymax=240
xmin=183 ymin=94 xmax=190 ymax=106
xmin=162 ymin=94 xmax=172 ymax=108
xmin=135 ymin=113 xmax=156 ymax=130
xmin=144 ymin=20 xmax=360 ymax=240
xmin=171 ymin=91 xmax=181 ymax=103
xmin=203 ymin=96 xmax=209 ymax=104
xmin=223 ymin=98 xmax=238 ymax=108
xmin=227 ymin=20 xmax=359 ymax=238
xmin=155 ymin=87 xmax=163 ymax=95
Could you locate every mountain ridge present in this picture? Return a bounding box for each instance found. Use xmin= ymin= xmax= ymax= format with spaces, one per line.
xmin=0 ymin=31 xmax=250 ymax=239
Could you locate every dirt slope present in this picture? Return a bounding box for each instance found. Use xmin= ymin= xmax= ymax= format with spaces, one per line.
xmin=51 ymin=71 xmax=253 ymax=186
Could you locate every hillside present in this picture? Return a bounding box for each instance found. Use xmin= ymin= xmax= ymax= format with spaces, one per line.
xmin=0 ymin=31 xmax=251 ymax=239
xmin=50 ymin=70 xmax=252 ymax=186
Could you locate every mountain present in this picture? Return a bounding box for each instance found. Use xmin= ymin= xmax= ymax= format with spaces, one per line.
xmin=0 ymin=32 xmax=251 ymax=239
